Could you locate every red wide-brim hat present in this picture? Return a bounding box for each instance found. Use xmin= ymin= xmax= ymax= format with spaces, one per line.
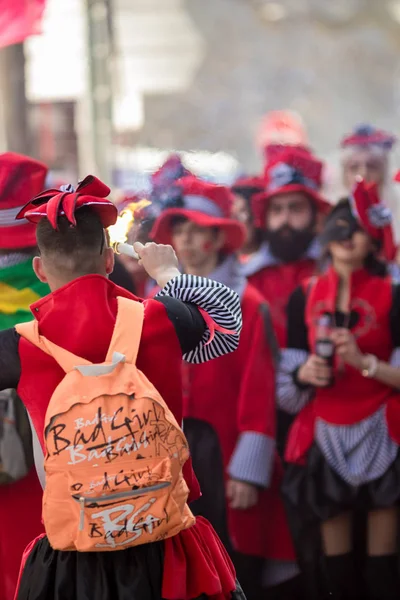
xmin=252 ymin=184 xmax=331 ymax=229
xmin=151 ymin=208 xmax=246 ymax=253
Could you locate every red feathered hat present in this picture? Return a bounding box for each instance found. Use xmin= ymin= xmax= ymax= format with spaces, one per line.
xmin=16 ymin=175 xmax=118 ymax=229
xmin=351 ymin=178 xmax=396 ymax=261
xmin=252 ymin=147 xmax=330 ymax=228
xmin=341 ymin=124 xmax=396 ymax=150
xmin=0 ymin=152 xmax=48 ymax=249
xmin=150 ymin=175 xmax=246 ymax=253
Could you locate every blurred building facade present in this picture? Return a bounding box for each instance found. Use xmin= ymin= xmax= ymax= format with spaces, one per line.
xmin=18 ymin=0 xmax=400 ymax=186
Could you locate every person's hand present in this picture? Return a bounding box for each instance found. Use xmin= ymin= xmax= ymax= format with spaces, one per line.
xmin=297 ymin=354 xmax=332 ymax=387
xmin=331 ymin=328 xmax=363 ymax=370
xmin=133 ymin=242 xmax=180 ymax=288
xmin=226 ymin=479 xmax=258 ymax=510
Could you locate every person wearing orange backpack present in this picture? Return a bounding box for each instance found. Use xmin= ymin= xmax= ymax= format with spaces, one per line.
xmin=0 ymin=153 xmax=48 ymax=600
xmin=1 ymin=176 xmax=244 ymax=600
xmin=151 ymin=176 xmax=301 ymax=600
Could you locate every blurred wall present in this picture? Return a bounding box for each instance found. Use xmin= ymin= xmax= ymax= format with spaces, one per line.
xmin=133 ymin=0 xmax=400 ymax=172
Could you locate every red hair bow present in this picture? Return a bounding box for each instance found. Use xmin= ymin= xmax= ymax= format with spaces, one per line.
xmin=16 ymin=175 xmax=117 ymax=229
xmin=351 ymin=178 xmax=396 ymax=261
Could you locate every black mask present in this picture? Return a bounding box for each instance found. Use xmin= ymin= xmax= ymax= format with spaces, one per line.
xmin=319 ymin=203 xmax=361 ymax=247
xmin=266 ymin=225 xmax=316 ymax=263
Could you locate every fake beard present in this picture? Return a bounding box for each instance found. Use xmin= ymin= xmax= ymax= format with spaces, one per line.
xmin=267 ymin=225 xmax=315 ymax=263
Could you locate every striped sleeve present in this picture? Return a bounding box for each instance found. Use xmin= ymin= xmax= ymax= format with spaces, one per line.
xmin=276 ymin=348 xmax=314 ymax=414
xmin=156 ymin=274 xmax=242 ymax=363
xmin=390 ymin=347 xmax=400 ymax=367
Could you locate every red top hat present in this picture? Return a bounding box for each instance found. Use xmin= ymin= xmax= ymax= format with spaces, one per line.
xmin=0 ymin=152 xmax=48 ymax=249
xmin=150 ymin=175 xmax=246 ymax=253
xmin=341 ymin=124 xmax=396 ymax=150
xmin=252 ymin=147 xmax=330 ymax=228
xmin=231 ymin=175 xmax=264 ymax=196
xmin=17 ymin=175 xmax=118 ymax=229
xmin=351 ymin=178 xmax=396 ymax=261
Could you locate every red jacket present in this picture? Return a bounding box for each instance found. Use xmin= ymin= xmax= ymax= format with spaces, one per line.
xmin=183 ymin=283 xmax=295 ymax=560
xmin=245 ymin=245 xmax=317 ymax=348
xmin=16 ymin=275 xmax=237 ymax=600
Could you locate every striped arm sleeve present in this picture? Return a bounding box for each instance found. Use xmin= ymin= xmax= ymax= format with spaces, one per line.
xmin=276 ymin=348 xmax=314 ymax=414
xmin=390 ymin=347 xmax=400 ymax=367
xmin=228 ymin=432 xmax=275 ymax=488
xmin=156 ymin=274 xmax=242 ymax=363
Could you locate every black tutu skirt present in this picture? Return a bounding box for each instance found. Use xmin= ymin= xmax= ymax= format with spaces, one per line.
xmin=281 ymin=444 xmax=400 ymax=599
xmin=17 ymin=534 xmax=247 ymax=600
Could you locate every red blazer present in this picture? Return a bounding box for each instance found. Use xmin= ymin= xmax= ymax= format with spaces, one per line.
xmin=248 ymin=259 xmax=316 ymax=348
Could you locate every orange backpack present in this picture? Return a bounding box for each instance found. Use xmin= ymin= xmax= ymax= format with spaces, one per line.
xmin=16 ymin=297 xmax=195 ymax=552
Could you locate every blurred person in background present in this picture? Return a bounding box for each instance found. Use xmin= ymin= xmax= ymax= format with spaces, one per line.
xmin=231 ymin=176 xmax=265 ymax=260
xmin=243 ymin=148 xmax=331 ymax=456
xmin=117 ymin=154 xmax=192 ymax=297
xmin=340 ymin=124 xmax=400 ymax=251
xmin=243 ymin=147 xmax=330 ymax=349
xmin=0 ymin=153 xmax=48 ymax=600
xmin=278 ymin=181 xmax=400 ymax=600
xmin=257 ymin=110 xmax=310 ymax=170
xmin=151 ymin=175 xmax=302 ymax=600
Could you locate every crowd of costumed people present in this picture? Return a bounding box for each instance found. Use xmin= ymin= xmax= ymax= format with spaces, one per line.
xmin=1 ymin=112 xmax=400 ymax=600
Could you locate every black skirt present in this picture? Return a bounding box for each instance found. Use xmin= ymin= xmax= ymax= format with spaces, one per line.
xmin=282 ymin=443 xmax=400 ymax=523
xmin=17 ymin=535 xmax=247 ymax=600
xmin=281 ymin=443 xmax=400 ymax=600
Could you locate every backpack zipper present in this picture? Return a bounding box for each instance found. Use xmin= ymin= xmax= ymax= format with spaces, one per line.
xmin=77 ymin=482 xmax=171 ymax=531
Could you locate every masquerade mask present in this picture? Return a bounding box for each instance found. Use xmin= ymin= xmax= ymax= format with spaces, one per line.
xmin=319 ymin=204 xmax=361 ymax=247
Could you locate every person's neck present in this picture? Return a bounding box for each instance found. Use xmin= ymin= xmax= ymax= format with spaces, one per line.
xmin=332 ymin=259 xmax=364 ymax=282
xmin=183 ymin=254 xmax=219 ymax=278
xmin=241 ymin=240 xmax=261 ymax=256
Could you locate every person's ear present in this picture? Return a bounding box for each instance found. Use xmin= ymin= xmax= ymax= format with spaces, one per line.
xmin=32 ymin=256 xmax=48 ymax=283
xmin=215 ymin=229 xmax=226 ymax=252
xmin=104 ymin=247 xmax=115 ymax=275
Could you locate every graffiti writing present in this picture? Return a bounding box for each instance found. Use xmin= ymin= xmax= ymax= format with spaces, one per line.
xmin=87 ymin=499 xmax=168 ymax=548
xmin=45 ymin=396 xmax=186 ymax=465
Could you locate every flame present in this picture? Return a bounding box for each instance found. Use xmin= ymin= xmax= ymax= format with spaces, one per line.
xmin=108 ymin=199 xmax=151 ymax=246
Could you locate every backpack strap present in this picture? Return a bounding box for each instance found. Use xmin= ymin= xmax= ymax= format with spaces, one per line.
xmin=106 ymin=297 xmax=144 ymax=365
xmin=16 ymin=297 xmax=144 ymax=374
xmin=16 ymin=320 xmax=92 ymax=373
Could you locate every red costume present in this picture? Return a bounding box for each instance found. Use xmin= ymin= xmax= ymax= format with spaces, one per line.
xmin=278 ymin=182 xmax=400 ymax=600
xmin=183 ymin=282 xmax=295 ymax=561
xmin=11 ymin=179 xmax=244 ymax=600
xmin=152 ymin=176 xmax=297 ymax=600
